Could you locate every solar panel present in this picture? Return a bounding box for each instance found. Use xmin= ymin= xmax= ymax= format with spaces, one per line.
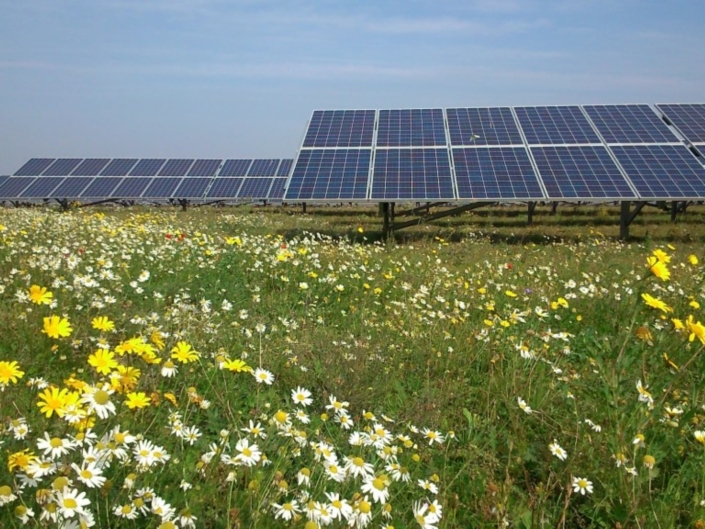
xmin=657 ymin=104 xmax=705 ymax=145
xmin=205 ymin=178 xmax=244 ymax=199
xmin=101 ymin=159 xmax=138 ymax=176
xmin=530 ymin=146 xmax=637 ymax=199
xmin=80 ymin=177 xmax=123 ymax=198
xmin=0 ymin=176 xmax=9 ymax=188
xmin=173 ymin=178 xmax=212 ymax=199
xmin=303 ymin=110 xmax=376 ymax=148
xmin=129 ymin=159 xmax=167 ymax=176
xmin=371 ymin=148 xmax=454 ymax=200
xmin=447 ymin=107 xmax=523 ymax=146
xmin=142 ymin=177 xmax=183 ymax=199
xmin=111 ymin=178 xmax=153 ymax=198
xmin=583 ymin=104 xmax=679 ymax=144
xmin=452 ymin=147 xmax=545 ymax=199
xmin=610 ymin=145 xmax=705 ymax=199
xmin=20 ymin=177 xmax=65 ymax=197
xmin=238 ymin=178 xmax=274 ymax=199
xmin=286 ymin=149 xmax=371 ymax=201
xmin=158 ymin=159 xmax=194 ymax=177
xmin=219 ymin=159 xmax=253 ymax=176
xmin=42 ymin=159 xmax=83 ymax=176
xmin=49 ymin=177 xmax=95 ymax=198
xmin=0 ymin=177 xmax=37 ymax=198
xmin=376 ymin=109 xmax=446 ymax=147
xmin=515 ymin=106 xmax=601 ymax=145
xmin=71 ymin=158 xmax=110 ymax=176
xmin=248 ymin=159 xmax=280 ymax=176
xmin=268 ymin=178 xmax=287 ymax=200
xmin=187 ymin=159 xmax=221 ymax=177
xmin=14 ymin=158 xmax=56 ymax=176
xmin=276 ymin=159 xmax=293 ymax=177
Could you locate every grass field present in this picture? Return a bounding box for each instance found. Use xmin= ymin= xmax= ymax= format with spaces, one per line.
xmin=1 ymin=203 xmax=705 ymax=528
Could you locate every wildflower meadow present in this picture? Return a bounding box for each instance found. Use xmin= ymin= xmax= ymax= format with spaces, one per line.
xmin=1 ymin=205 xmax=705 ymax=528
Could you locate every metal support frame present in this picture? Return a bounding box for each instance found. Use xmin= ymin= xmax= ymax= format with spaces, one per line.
xmin=619 ymin=201 xmax=646 ymax=240
xmin=528 ymin=201 xmax=537 ymax=225
xmin=395 ymin=202 xmax=448 ymax=218
xmin=385 ymin=202 xmax=498 ymax=237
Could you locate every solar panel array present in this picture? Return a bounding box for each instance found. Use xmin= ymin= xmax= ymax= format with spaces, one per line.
xmin=286 ymin=104 xmax=705 ymax=202
xmin=1 ymin=159 xmax=294 ymax=202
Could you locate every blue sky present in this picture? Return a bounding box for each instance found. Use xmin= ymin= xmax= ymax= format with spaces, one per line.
xmin=1 ymin=0 xmax=703 ymax=174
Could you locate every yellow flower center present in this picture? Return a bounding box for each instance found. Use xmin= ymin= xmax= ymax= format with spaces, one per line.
xmin=359 ymin=500 xmax=371 ymax=514
xmin=373 ymin=478 xmax=385 ymax=490
xmin=94 ymin=390 xmax=110 ymax=405
xmin=0 ymin=485 xmax=12 ymax=496
xmin=50 ymin=437 xmax=63 ymax=448
xmin=63 ymin=498 xmax=78 ymax=509
xmin=353 ymin=457 xmax=365 ymax=467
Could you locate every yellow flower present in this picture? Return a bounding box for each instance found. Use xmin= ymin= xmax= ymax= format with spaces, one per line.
xmin=690 ymin=300 xmax=701 ymax=310
xmin=8 ymin=450 xmax=38 ymax=473
xmin=672 ymin=318 xmax=685 ymax=331
xmin=88 ymin=350 xmax=118 ymax=375
xmin=42 ymin=316 xmax=73 ymax=338
xmin=652 ymin=249 xmax=671 ymax=263
xmin=29 ymin=285 xmax=53 ymax=305
xmin=125 ymin=392 xmax=151 ymax=410
xmin=150 ymin=330 xmax=165 ymax=350
xmin=635 ymin=326 xmax=653 ymax=342
xmin=642 ymin=454 xmax=656 ymax=469
xmin=91 ymin=316 xmax=115 ymax=332
xmin=686 ymin=315 xmax=705 ymax=344
xmin=37 ymin=386 xmax=70 ymax=418
xmin=164 ymin=392 xmax=177 ymax=406
xmin=170 ymin=342 xmax=199 ymax=364
xmin=641 ymin=293 xmax=672 ymax=313
xmin=223 ymin=358 xmax=253 ymax=373
xmin=505 ymin=290 xmax=517 ymax=298
xmin=0 ymin=361 xmax=24 ymax=385
xmin=646 ymin=256 xmax=670 ymax=281
xmin=688 ymin=254 xmax=699 ymax=266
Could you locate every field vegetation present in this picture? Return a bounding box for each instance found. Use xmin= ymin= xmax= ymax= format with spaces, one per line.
xmin=1 ymin=203 xmax=705 ymax=528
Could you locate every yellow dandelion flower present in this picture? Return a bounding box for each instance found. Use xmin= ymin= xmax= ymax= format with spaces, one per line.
xmin=37 ymin=387 xmax=70 ymax=418
xmin=42 ymin=316 xmax=73 ymax=339
xmin=91 ymin=316 xmax=115 ymax=332
xmin=29 ymin=285 xmax=53 ymax=305
xmin=641 ymin=293 xmax=672 ymax=313
xmin=87 ymin=350 xmax=118 ymax=375
xmin=0 ymin=361 xmax=24 ymax=385
xmin=125 ymin=392 xmax=151 ymax=410
xmin=170 ymin=341 xmax=199 ymax=364
xmin=646 ymin=256 xmax=670 ymax=281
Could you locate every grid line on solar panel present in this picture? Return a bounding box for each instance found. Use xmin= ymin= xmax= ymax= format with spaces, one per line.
xmin=187 ymin=159 xmax=221 ymax=177
xmin=157 ymin=159 xmax=195 ymax=177
xmin=376 ymin=109 xmax=447 ymax=147
xmin=206 ymin=178 xmax=245 ymax=199
xmin=219 ymin=159 xmax=253 ymax=176
xmin=370 ymin=148 xmax=455 ymax=200
xmin=446 ymin=108 xmax=523 ymax=146
xmin=20 ymin=177 xmax=66 ymax=197
xmin=247 ymin=159 xmax=280 ymax=176
xmin=268 ymin=178 xmax=287 ymax=200
xmin=14 ymin=158 xmax=56 ymax=176
xmin=514 ymin=106 xmax=602 ymax=145
xmin=42 ymin=159 xmax=84 ymax=176
xmin=237 ymin=177 xmax=274 ymax=199
xmin=530 ymin=146 xmax=637 ymax=199
xmin=70 ymin=159 xmax=111 ymax=176
xmin=173 ymin=178 xmax=212 ymax=199
xmin=0 ymin=177 xmax=37 ymax=198
xmin=276 ymin=159 xmax=293 ymax=177
xmin=49 ymin=177 xmax=95 ymax=198
xmin=583 ymin=104 xmax=679 ymax=144
xmin=452 ymin=147 xmax=545 ymax=200
xmin=610 ymin=145 xmax=705 ymax=199
xmin=302 ymin=110 xmax=376 ymax=148
xmin=0 ymin=176 xmax=9 ymax=188
xmin=656 ymin=104 xmax=705 ymax=145
xmin=100 ymin=159 xmax=138 ymax=176
xmin=285 ymin=149 xmax=371 ymax=201
xmin=128 ymin=159 xmax=166 ymax=176
xmin=80 ymin=177 xmax=123 ymax=197
xmin=142 ymin=178 xmax=184 ymax=198
xmin=111 ymin=178 xmax=153 ymax=198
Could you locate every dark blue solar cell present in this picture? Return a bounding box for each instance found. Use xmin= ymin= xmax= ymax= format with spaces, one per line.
xmin=49 ymin=177 xmax=95 ymax=198
xmin=80 ymin=177 xmax=123 ymax=197
xmin=583 ymin=105 xmax=679 ymax=144
xmin=187 ymin=159 xmax=221 ymax=177
xmin=515 ymin=106 xmax=601 ymax=145
xmin=268 ymin=178 xmax=287 ymax=200
xmin=20 ymin=177 xmax=65 ymax=197
xmin=285 ymin=149 xmax=371 ymax=201
xmin=206 ymin=178 xmax=244 ymax=198
xmin=173 ymin=178 xmax=212 ymax=199
xmin=100 ymin=159 xmax=138 ymax=176
xmin=610 ymin=145 xmax=705 ymax=199
xmin=14 ymin=158 xmax=56 ymax=176
xmin=219 ymin=159 xmax=253 ymax=176
xmin=142 ymin=178 xmax=183 ymax=198
xmin=276 ymin=159 xmax=293 ymax=177
xmin=157 ymin=159 xmax=194 ymax=176
xmin=71 ymin=159 xmax=110 ymax=176
xmin=657 ymin=104 xmax=705 ymax=144
xmin=129 ymin=159 xmax=167 ymax=176
xmin=112 ymin=178 xmax=153 ymax=198
xmin=0 ymin=177 xmax=37 ymax=198
xmin=303 ymin=110 xmax=376 ymax=148
xmin=371 ymin=148 xmax=454 ymax=200
xmin=238 ymin=178 xmax=274 ymax=199
xmin=447 ymin=108 xmax=522 ymax=146
xmin=42 ymin=159 xmax=83 ymax=176
xmin=248 ymin=159 xmax=280 ymax=176
xmin=377 ymin=109 xmax=446 ymax=147
xmin=530 ymin=146 xmax=636 ymax=199
xmin=453 ymin=148 xmax=544 ymax=199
